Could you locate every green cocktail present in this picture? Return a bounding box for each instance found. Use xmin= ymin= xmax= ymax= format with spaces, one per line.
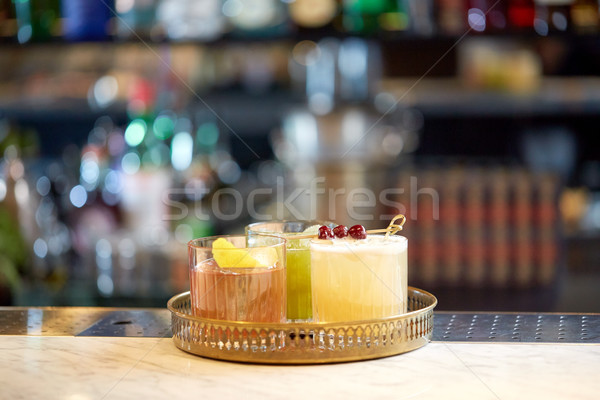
xmin=246 ymin=221 xmax=332 ymax=321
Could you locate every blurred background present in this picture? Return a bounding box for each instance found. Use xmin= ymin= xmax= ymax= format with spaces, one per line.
xmin=0 ymin=0 xmax=599 ymax=311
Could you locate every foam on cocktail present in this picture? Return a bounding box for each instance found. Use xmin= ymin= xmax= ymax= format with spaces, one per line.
xmin=312 ymin=235 xmax=408 ymax=253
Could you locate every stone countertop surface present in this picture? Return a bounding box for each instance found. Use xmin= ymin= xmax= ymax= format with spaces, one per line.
xmin=1 ymin=337 xmax=599 ymax=399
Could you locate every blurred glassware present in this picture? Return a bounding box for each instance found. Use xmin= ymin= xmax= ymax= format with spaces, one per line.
xmin=115 ymin=0 xmax=157 ymax=39
xmin=284 ymin=38 xmax=386 ymax=160
xmin=156 ymin=0 xmax=224 ymax=41
xmin=580 ymin=192 xmax=600 ymax=232
xmin=534 ymin=0 xmax=572 ymax=35
xmin=279 ymin=37 xmax=398 ymax=225
xmin=0 ymin=120 xmax=84 ymax=305
xmin=407 ymin=0 xmax=435 ymax=36
xmin=520 ymin=127 xmax=577 ymax=180
xmin=89 ymin=232 xmax=187 ymax=302
xmin=223 ymin=0 xmax=289 ymax=37
xmin=467 ymin=0 xmax=508 ymax=33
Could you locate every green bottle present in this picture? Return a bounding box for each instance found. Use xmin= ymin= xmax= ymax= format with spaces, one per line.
xmin=343 ymin=0 xmax=410 ymax=34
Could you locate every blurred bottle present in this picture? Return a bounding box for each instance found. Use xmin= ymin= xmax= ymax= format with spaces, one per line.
xmin=489 ymin=169 xmax=510 ymax=288
xmin=0 ymin=0 xmax=17 ymax=38
xmin=115 ymin=0 xmax=157 ymax=39
xmin=437 ymin=0 xmax=467 ymax=35
xmin=534 ymin=0 xmax=572 ymax=35
xmin=535 ymin=174 xmax=559 ymax=286
xmin=440 ymin=168 xmax=462 ymax=286
xmin=222 ymin=0 xmax=289 ymax=38
xmin=0 ymin=123 xmax=32 ymax=304
xmin=0 ymin=0 xmax=8 ymax=19
xmin=280 ymin=37 xmax=395 ymax=225
xmin=62 ymin=0 xmax=112 ymax=41
xmin=508 ymin=0 xmax=536 ymax=30
xmin=464 ymin=169 xmax=485 ymax=287
xmin=120 ymin=119 xmax=173 ymax=242
xmin=342 ymin=0 xmax=410 ymax=34
xmin=288 ymin=0 xmax=339 ymax=31
xmin=512 ymin=170 xmax=534 ymax=287
xmin=570 ymin=0 xmax=599 ymax=33
xmin=156 ymin=0 xmax=224 ymax=41
xmin=13 ymin=0 xmax=60 ymax=43
xmin=407 ymin=0 xmax=435 ymax=36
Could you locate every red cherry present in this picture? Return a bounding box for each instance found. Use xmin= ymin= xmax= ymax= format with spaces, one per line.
xmin=318 ymin=226 xmax=334 ymax=239
xmin=348 ymin=225 xmax=367 ymax=239
xmin=333 ymin=225 xmax=348 ymax=238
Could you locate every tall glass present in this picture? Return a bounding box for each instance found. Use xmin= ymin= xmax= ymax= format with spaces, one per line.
xmin=246 ymin=221 xmax=333 ymax=321
xmin=310 ymin=235 xmax=408 ymax=322
xmin=188 ymin=235 xmax=286 ymax=323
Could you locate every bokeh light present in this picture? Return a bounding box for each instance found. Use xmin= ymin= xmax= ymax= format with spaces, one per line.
xmin=124 ymin=119 xmax=147 ymax=147
xmin=171 ymin=132 xmax=193 ymax=171
xmin=121 ymin=152 xmax=141 ymax=175
xmin=69 ymin=185 xmax=88 ymax=208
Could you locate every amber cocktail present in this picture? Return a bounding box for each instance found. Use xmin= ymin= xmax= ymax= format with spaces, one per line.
xmin=188 ymin=235 xmax=286 ymax=323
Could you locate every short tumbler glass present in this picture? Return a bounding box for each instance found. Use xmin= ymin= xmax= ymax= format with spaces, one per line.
xmin=188 ymin=235 xmax=286 ymax=323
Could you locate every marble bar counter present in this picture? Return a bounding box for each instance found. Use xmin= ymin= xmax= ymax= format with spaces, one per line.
xmin=1 ymin=308 xmax=599 ymax=400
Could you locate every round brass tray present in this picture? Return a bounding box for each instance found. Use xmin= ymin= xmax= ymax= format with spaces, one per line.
xmin=167 ymin=287 xmax=437 ymax=364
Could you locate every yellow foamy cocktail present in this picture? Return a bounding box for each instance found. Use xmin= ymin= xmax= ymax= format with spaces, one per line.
xmin=310 ymin=235 xmax=408 ymax=322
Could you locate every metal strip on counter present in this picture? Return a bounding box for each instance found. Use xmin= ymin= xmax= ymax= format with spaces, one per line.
xmin=0 ymin=309 xmax=598 ymax=343
xmin=0 ymin=308 xmax=112 ymax=336
xmin=77 ymin=309 xmax=171 ymax=338
xmin=432 ymin=312 xmax=599 ymax=343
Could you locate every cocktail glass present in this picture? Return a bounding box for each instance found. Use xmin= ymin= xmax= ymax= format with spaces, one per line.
xmin=310 ymin=235 xmax=408 ymax=322
xmin=188 ymin=235 xmax=286 ymax=323
xmin=246 ymin=221 xmax=333 ymax=321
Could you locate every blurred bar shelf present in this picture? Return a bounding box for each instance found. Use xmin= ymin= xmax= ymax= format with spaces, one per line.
xmin=382 ymin=77 xmax=600 ymax=117
xmin=4 ymin=77 xmax=600 ymax=123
